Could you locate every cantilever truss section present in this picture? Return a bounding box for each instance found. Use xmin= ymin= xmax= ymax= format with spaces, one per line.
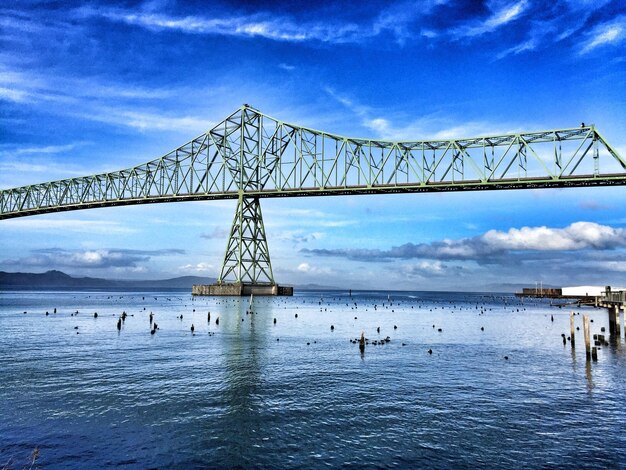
xmin=2 ymin=105 xmax=626 ymax=220
xmin=218 ymin=195 xmax=274 ymax=285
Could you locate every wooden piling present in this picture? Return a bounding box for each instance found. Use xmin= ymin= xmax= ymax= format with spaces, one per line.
xmin=608 ymin=305 xmax=618 ymax=335
xmin=591 ymin=346 xmax=598 ymax=362
xmin=583 ymin=315 xmax=591 ymax=361
xmin=570 ymin=311 xmax=575 ymax=347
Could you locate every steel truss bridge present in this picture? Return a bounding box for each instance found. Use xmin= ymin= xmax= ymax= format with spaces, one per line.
xmin=1 ymin=105 xmax=625 ymax=287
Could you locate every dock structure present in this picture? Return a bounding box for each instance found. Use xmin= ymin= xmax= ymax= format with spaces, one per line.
xmin=515 ymin=287 xmax=566 ymax=299
xmin=598 ymin=287 xmax=626 ymax=337
xmin=517 ymin=284 xmax=625 ymax=340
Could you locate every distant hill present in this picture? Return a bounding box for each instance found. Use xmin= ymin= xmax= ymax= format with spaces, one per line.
xmin=297 ymin=283 xmax=343 ymax=291
xmin=0 ymin=270 xmax=216 ymax=290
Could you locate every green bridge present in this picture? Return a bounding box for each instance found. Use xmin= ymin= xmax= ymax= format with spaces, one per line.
xmin=1 ymin=105 xmax=625 ymax=293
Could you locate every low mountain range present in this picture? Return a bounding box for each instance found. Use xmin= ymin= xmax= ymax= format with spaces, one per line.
xmin=0 ymin=270 xmax=216 ymax=290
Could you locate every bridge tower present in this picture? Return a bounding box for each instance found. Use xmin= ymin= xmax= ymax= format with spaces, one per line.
xmin=193 ymin=105 xmax=293 ymax=296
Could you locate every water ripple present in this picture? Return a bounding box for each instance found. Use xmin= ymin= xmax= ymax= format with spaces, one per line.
xmin=1 ymin=290 xmax=625 ymax=468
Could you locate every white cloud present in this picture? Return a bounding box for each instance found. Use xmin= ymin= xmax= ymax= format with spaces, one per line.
xmin=325 ymin=87 xmax=520 ymax=140
xmin=0 ymin=154 xmax=96 ymax=188
xmin=304 ymin=221 xmax=626 ymax=263
xmin=111 ymin=266 xmax=148 ymax=274
xmin=485 ymin=1 xmax=617 ymax=59
xmin=580 ymin=16 xmax=626 ymax=54
xmin=79 ymin=7 xmax=367 ymax=44
xmin=179 ymin=262 xmax=213 ymax=272
xmin=296 ymin=262 xmax=333 ymax=275
xmin=75 ymin=1 xmax=453 ymax=46
xmin=487 ymin=1 xmax=528 ymax=27
xmin=453 ymin=0 xmax=529 ymax=39
xmin=0 ymin=86 xmax=28 ymax=102
xmin=0 ymin=66 xmax=216 ymax=133
xmin=17 ymin=143 xmax=81 ymax=155
xmin=496 ymin=38 xmax=536 ymax=59
xmin=87 ymin=107 xmax=211 ymax=132
xmin=482 ymin=222 xmax=626 ymax=251
xmin=4 ymin=249 xmax=134 ymax=269
xmin=411 ymin=260 xmax=445 ymax=274
xmin=601 ymin=261 xmax=626 ymax=273
xmin=364 ymin=118 xmax=391 ymax=135
xmin=265 ymin=206 xmax=359 ymax=229
xmin=297 ymin=262 xmax=312 ymax=272
xmin=0 ymin=142 xmax=89 ymax=158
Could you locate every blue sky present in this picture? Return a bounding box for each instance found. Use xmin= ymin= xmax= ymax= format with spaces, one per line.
xmin=1 ymin=0 xmax=626 ymax=291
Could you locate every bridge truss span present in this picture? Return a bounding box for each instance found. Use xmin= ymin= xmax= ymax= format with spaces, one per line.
xmin=2 ymin=105 xmax=625 ymax=220
xmin=1 ymin=105 xmax=625 ymax=288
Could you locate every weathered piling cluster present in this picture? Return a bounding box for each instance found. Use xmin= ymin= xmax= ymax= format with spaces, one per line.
xmin=570 ymin=310 xmax=621 ymax=363
xmin=31 ymin=291 xmax=625 ymax=371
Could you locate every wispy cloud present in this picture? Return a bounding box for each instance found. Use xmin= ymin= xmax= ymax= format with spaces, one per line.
xmin=1 ymin=218 xmax=138 ymax=235
xmin=74 ymin=1 xmax=453 ymax=47
xmin=577 ymin=200 xmax=611 ymax=211
xmin=179 ymin=262 xmax=214 ymax=273
xmin=0 ymin=86 xmax=28 ymax=102
xmin=264 ymin=207 xmax=359 ymax=229
xmin=452 ymin=0 xmax=529 ymax=39
xmin=371 ymin=0 xmax=449 ymax=45
xmin=280 ymin=229 xmax=322 ymax=242
xmin=0 ymin=65 xmax=174 ymax=102
xmin=78 ymin=106 xmax=212 ymax=132
xmin=325 ymin=87 xmax=519 ymax=140
xmin=0 ymin=142 xmax=96 ymax=187
xmin=580 ymin=16 xmax=626 ymax=54
xmin=496 ymin=38 xmax=537 ymax=59
xmin=493 ymin=4 xmax=622 ymax=59
xmin=77 ymin=6 xmax=367 ymax=44
xmin=0 ymin=66 xmax=215 ymax=133
xmin=0 ymin=142 xmax=89 ymax=157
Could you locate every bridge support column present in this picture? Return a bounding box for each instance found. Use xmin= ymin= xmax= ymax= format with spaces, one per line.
xmin=192 ymin=194 xmax=292 ymax=296
xmin=218 ymin=194 xmax=274 ymax=285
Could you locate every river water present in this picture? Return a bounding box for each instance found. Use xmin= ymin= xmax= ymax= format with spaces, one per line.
xmin=0 ymin=289 xmax=625 ymax=469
